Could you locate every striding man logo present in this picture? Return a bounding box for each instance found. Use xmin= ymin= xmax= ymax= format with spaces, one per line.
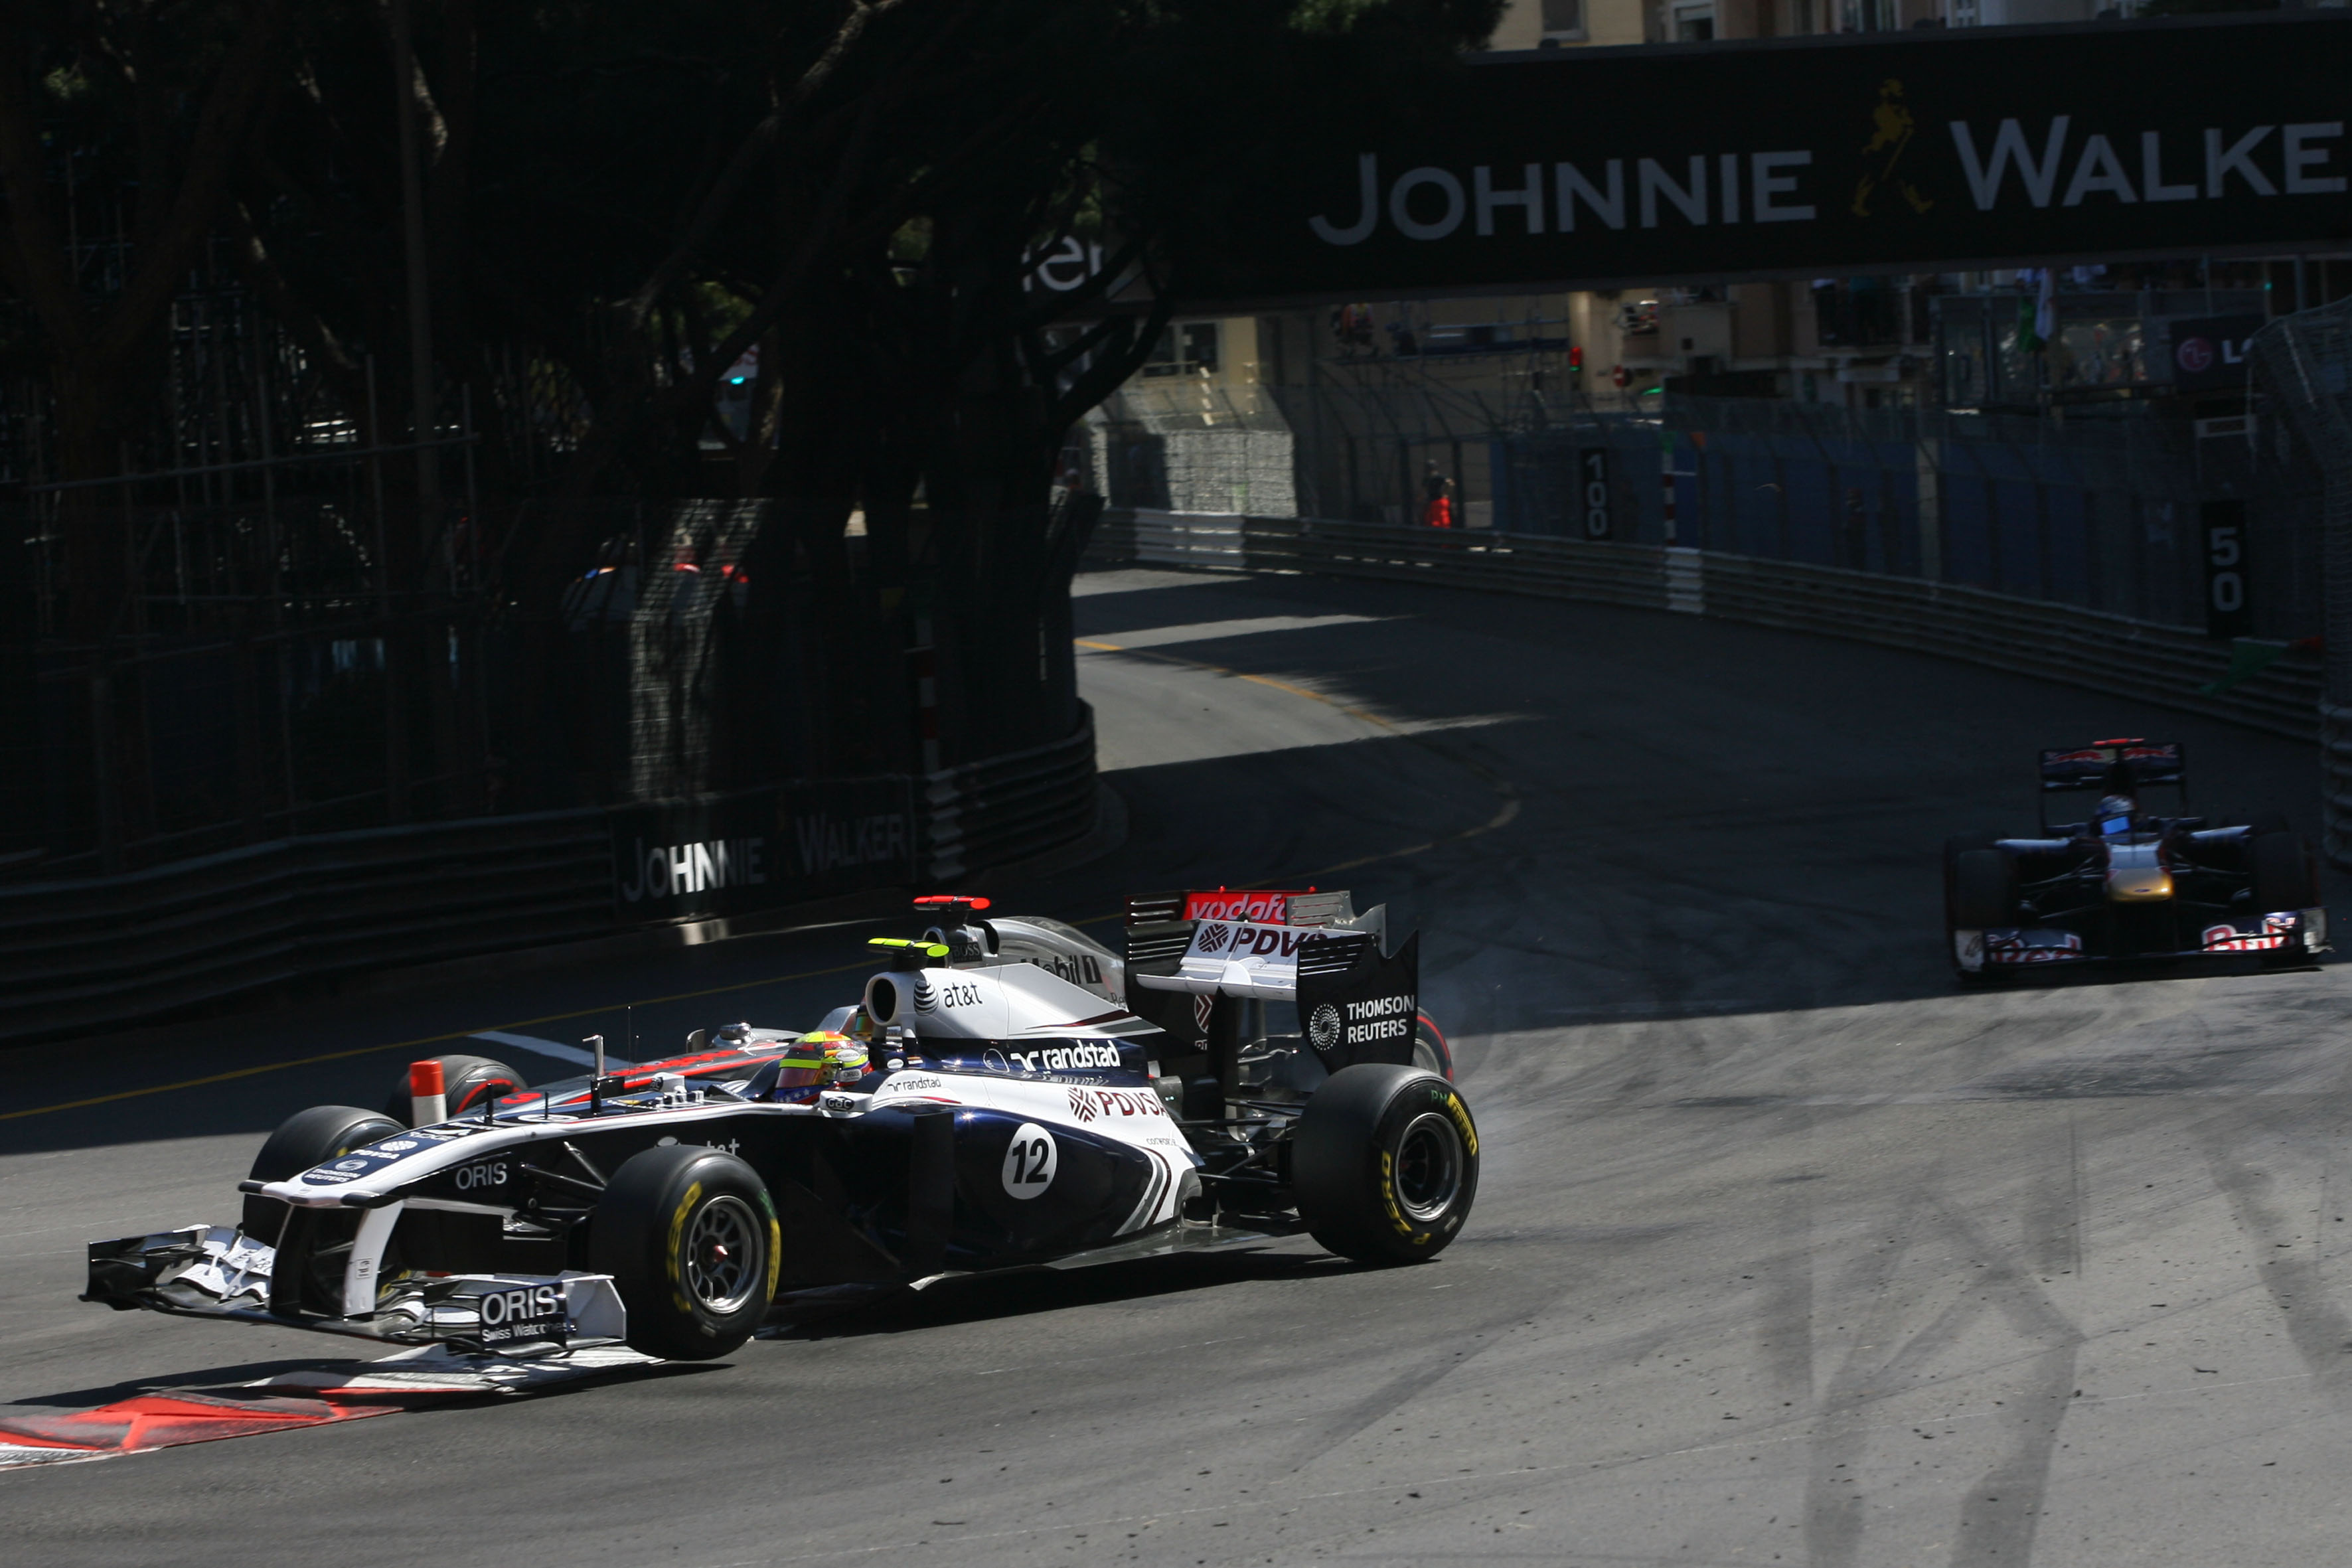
xmin=1853 ymin=78 xmax=1934 ymax=218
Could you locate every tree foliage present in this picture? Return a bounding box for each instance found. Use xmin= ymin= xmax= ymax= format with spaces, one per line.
xmin=2 ymin=0 xmax=1498 ymax=783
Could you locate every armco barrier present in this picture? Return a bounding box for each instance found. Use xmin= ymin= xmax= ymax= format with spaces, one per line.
xmin=923 ymin=711 xmax=1099 ymax=882
xmin=1092 ymin=510 xmax=2324 ymax=745
xmin=0 ymin=714 xmax=1099 ymax=1046
xmin=0 ymin=808 xmax=611 ymax=1046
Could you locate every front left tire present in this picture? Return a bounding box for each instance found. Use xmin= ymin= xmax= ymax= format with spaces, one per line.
xmin=240 ymin=1104 xmax=406 ymax=1241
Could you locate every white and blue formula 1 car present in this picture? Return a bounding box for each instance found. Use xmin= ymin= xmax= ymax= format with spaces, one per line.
xmin=85 ymin=889 xmax=1476 ymax=1360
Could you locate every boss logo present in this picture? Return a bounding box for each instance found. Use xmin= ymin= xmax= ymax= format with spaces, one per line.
xmin=453 ymin=1160 xmax=508 ymax=1191
xmin=479 ymin=1285 xmax=562 ymax=1327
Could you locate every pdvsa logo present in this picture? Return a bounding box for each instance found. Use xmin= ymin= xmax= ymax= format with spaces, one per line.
xmin=1197 ymin=923 xmax=1231 ymax=953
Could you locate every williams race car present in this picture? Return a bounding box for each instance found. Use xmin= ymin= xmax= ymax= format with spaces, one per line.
xmin=84 ymin=888 xmax=1476 ymax=1361
xmin=1944 ymin=739 xmax=2328 ymax=979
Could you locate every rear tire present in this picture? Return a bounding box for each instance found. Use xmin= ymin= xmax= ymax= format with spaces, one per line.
xmin=382 ymin=1053 xmax=526 ymax=1127
xmin=240 ymin=1105 xmax=405 ymax=1240
xmin=1294 ymin=1065 xmax=1478 ymax=1265
xmin=589 ymin=1144 xmax=778 ymax=1360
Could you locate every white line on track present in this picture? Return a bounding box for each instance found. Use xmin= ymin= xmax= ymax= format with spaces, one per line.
xmin=469 ymin=1030 xmax=639 ymax=1071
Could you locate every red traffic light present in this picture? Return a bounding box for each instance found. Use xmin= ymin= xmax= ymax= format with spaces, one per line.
xmin=1568 ymin=345 xmax=1584 ymax=369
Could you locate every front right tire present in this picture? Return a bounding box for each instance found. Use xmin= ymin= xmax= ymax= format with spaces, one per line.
xmin=589 ymin=1144 xmax=779 ymax=1359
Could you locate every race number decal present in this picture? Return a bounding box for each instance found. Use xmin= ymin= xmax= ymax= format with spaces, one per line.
xmin=1000 ymin=1123 xmax=1058 ymax=1200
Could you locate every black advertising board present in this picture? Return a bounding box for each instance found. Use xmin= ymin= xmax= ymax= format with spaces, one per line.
xmin=1177 ymin=15 xmax=2352 ymax=303
xmin=2167 ymin=315 xmax=2263 ymax=391
xmin=612 ymin=776 xmax=917 ymax=923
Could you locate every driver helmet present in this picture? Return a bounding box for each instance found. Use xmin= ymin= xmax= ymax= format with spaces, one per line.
xmin=2094 ymin=794 xmax=2137 ymax=836
xmin=799 ymin=1030 xmax=870 ymax=1083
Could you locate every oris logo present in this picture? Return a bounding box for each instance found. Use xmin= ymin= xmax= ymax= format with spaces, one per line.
xmin=1197 ymin=923 xmax=1231 ymax=953
xmin=453 ymin=1160 xmax=509 ymax=1191
xmin=479 ymin=1285 xmax=562 ymax=1328
xmin=1308 ymin=1004 xmax=1343 ymax=1052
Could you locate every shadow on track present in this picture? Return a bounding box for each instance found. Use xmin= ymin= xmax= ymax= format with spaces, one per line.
xmin=764 ymin=1250 xmax=1370 ymax=1343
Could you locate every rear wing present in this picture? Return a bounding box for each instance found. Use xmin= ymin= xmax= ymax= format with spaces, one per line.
xmin=1122 ymin=888 xmax=1419 ymax=1075
xmin=2037 ymin=740 xmax=2185 ymax=833
xmin=2038 ymin=741 xmax=2185 ymax=794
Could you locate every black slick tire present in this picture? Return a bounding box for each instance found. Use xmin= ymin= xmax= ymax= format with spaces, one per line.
xmin=1946 ymin=848 xmax=2016 ymax=982
xmin=1950 ymin=849 xmax=2017 ymax=930
xmin=589 ymin=1144 xmax=779 ymax=1360
xmin=2250 ymin=832 xmax=2317 ymax=913
xmin=1293 ymin=1064 xmax=1478 ymax=1265
xmin=2250 ymin=832 xmax=2321 ymax=967
xmin=240 ymin=1105 xmax=405 ymax=1239
xmin=382 ymin=1052 xmax=526 ymax=1127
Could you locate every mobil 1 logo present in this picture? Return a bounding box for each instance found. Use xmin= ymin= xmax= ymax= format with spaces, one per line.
xmin=1577 ymin=449 xmax=1612 ymax=540
xmin=2202 ymin=500 xmax=2252 ymax=641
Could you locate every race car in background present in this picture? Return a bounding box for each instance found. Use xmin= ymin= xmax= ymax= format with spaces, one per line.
xmin=85 ymin=888 xmax=1476 ymax=1362
xmin=1944 ymin=740 xmax=2328 ymax=979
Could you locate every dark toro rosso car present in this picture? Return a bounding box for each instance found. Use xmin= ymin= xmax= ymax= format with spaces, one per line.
xmin=1944 ymin=740 xmax=2328 ymax=980
xmin=85 ymin=888 xmax=1474 ymax=1360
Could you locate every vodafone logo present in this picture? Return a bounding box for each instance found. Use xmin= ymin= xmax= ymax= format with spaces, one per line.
xmin=1182 ymin=891 xmax=1297 ymax=923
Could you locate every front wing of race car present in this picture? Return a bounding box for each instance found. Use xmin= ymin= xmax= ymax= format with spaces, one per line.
xmin=1958 ymin=907 xmax=2328 ymax=972
xmin=83 ymin=1223 xmax=627 ymax=1351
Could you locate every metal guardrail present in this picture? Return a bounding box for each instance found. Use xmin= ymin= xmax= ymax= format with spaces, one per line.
xmin=0 ymin=809 xmax=611 ymax=1046
xmin=1094 ymin=509 xmax=2325 ymax=744
xmin=1 ymin=716 xmax=1101 ymax=1046
xmin=922 ymin=708 xmax=1100 ymax=882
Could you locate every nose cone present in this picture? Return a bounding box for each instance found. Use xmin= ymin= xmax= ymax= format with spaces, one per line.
xmin=2105 ymin=844 xmax=2173 ymax=902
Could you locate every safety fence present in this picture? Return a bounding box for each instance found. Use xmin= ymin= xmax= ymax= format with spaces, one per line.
xmin=0 ymin=713 xmax=1099 ymax=1046
xmin=1257 ymin=384 xmax=2323 ymax=645
xmin=2252 ymin=299 xmax=2352 ymax=868
xmin=1091 ymin=509 xmax=2324 ymax=744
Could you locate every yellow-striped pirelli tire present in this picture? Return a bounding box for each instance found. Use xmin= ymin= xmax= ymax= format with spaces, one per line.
xmin=1293 ymin=1065 xmax=1479 ymax=1266
xmin=589 ymin=1144 xmax=779 ymax=1359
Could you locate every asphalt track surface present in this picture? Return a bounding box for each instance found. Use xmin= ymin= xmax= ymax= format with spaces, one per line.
xmin=6 ymin=564 xmax=2352 ymax=1565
